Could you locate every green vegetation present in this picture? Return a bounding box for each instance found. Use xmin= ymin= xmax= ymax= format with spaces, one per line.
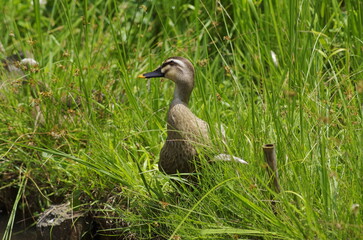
xmin=1 ymin=0 xmax=362 ymax=239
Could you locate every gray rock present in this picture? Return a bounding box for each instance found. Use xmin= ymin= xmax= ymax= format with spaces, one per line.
xmin=36 ymin=203 xmax=92 ymax=240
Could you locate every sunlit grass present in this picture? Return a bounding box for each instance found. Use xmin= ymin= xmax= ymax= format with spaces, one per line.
xmin=0 ymin=0 xmax=362 ymax=239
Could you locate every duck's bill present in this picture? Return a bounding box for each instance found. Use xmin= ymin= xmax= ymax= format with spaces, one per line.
xmin=138 ymin=67 xmax=164 ymax=78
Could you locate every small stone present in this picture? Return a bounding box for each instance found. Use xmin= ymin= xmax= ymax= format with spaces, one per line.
xmin=36 ymin=203 xmax=92 ymax=240
xmin=351 ymin=204 xmax=359 ymax=216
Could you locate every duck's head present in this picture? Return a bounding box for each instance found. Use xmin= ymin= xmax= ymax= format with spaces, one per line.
xmin=138 ymin=57 xmax=195 ymax=88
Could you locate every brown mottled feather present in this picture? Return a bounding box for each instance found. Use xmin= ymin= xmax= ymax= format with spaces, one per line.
xmin=159 ymin=100 xmax=209 ymax=174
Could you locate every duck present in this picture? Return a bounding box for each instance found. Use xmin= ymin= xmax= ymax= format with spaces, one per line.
xmin=138 ymin=57 xmax=247 ymax=175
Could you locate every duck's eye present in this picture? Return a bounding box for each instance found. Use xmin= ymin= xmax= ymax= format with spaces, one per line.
xmin=168 ymin=61 xmax=175 ymax=66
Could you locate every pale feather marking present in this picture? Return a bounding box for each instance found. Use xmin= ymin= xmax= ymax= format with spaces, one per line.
xmin=166 ymin=58 xmax=187 ymax=69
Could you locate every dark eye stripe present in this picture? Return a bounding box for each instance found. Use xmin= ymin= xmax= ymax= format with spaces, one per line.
xmin=162 ymin=60 xmax=177 ymax=68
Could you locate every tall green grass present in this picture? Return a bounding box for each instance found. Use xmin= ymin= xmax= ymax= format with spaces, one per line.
xmin=0 ymin=0 xmax=362 ymax=239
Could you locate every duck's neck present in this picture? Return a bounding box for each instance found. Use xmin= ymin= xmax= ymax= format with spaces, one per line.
xmin=172 ymin=83 xmax=193 ymax=106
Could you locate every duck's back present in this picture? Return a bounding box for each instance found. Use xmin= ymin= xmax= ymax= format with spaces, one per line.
xmin=158 ymin=101 xmax=209 ymax=174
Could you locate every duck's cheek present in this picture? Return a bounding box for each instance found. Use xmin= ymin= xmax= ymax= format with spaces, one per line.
xmin=164 ymin=71 xmax=175 ymax=80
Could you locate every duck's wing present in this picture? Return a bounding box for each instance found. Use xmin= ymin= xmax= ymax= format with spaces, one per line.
xmin=213 ymin=154 xmax=248 ymax=164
